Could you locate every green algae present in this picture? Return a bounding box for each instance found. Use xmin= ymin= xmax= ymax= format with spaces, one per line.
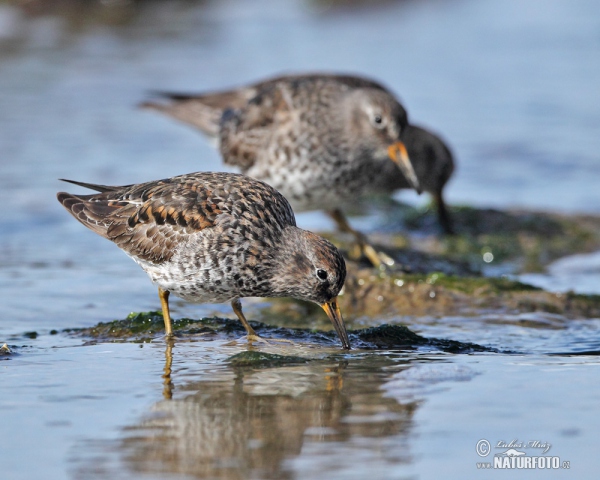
xmin=65 ymin=273 xmax=600 ymax=349
xmin=352 ymin=324 xmax=497 ymax=353
xmin=339 ymin=200 xmax=600 ymax=274
xmin=354 ymin=324 xmax=427 ymax=348
xmin=72 ymin=311 xmax=243 ymax=339
xmin=397 ymin=204 xmax=600 ymax=273
xmin=401 ymin=272 xmax=540 ymax=294
xmin=65 ymin=310 xmax=495 ymax=353
xmin=82 ymin=311 xmax=167 ymax=337
xmin=340 ymin=268 xmax=600 ymax=319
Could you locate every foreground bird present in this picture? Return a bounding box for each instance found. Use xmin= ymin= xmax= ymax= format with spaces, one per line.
xmin=57 ymin=172 xmax=350 ymax=349
xmin=142 ymin=73 xmax=422 ymax=267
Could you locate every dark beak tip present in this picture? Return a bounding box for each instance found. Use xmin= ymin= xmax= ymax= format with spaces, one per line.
xmin=337 ymin=329 xmax=351 ymax=351
xmin=322 ymin=300 xmax=351 ymax=350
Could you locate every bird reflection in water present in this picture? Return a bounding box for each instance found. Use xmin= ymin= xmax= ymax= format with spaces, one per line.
xmin=162 ymin=338 xmax=175 ymax=400
xmin=121 ymin=343 xmax=418 ymax=478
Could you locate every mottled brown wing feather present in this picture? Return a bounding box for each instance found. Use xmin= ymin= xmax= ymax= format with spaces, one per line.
xmin=57 ymin=173 xmax=296 ymax=265
xmin=218 ymin=74 xmax=390 ymax=171
xmin=57 ymin=177 xmax=224 ymax=264
xmin=218 ymin=83 xmax=295 ymax=170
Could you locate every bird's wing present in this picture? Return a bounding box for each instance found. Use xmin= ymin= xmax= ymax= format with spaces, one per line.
xmin=57 ymin=173 xmax=297 ymax=264
xmin=218 ymin=81 xmax=299 ymax=171
xmin=57 ymin=175 xmax=229 ymax=264
xmin=220 ymin=74 xmax=384 ymax=172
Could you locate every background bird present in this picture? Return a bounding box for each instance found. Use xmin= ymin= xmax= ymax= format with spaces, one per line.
xmin=375 ymin=124 xmax=455 ymax=234
xmin=141 ymin=73 xmax=423 ymax=268
xmin=57 ymin=171 xmax=350 ymax=349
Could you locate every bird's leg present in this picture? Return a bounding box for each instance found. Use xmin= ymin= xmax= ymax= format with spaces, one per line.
xmin=230 ymin=297 xmax=268 ymax=345
xmin=231 ymin=298 xmax=258 ymax=337
xmin=327 ymin=209 xmax=394 ymax=269
xmin=230 ymin=298 xmax=293 ymax=345
xmin=158 ymin=287 xmax=173 ymax=336
xmin=434 ymin=190 xmax=454 ymax=235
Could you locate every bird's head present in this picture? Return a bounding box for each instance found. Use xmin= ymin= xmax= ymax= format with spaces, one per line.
xmin=268 ymin=227 xmax=350 ymax=349
xmin=344 ymin=87 xmax=421 ymax=193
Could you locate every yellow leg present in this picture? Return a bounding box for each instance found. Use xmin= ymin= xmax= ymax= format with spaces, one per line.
xmin=158 ymin=287 xmax=173 ymax=336
xmin=231 ymin=298 xmax=260 ymax=340
xmin=231 ymin=298 xmax=257 ymax=336
xmin=229 ymin=298 xmax=293 ymax=346
xmin=327 ymin=209 xmax=394 ymax=269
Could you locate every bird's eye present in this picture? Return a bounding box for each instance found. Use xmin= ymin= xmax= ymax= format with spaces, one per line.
xmin=316 ymin=269 xmax=328 ymax=281
xmin=371 ymin=113 xmax=385 ymax=129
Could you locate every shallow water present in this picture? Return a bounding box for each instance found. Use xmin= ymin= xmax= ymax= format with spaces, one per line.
xmin=5 ymin=321 xmax=600 ymax=479
xmin=1 ymin=0 xmax=600 ymax=479
xmin=520 ymin=251 xmax=600 ymax=296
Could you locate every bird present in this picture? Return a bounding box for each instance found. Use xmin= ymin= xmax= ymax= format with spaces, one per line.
xmin=141 ymin=73 xmax=423 ymax=268
xmin=57 ymin=171 xmax=350 ymax=349
xmin=378 ymin=124 xmax=455 ymax=234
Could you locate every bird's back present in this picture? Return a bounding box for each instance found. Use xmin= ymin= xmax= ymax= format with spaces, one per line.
xmin=141 ymin=73 xmax=389 ymax=140
xmin=56 ymin=172 xmax=297 ymax=266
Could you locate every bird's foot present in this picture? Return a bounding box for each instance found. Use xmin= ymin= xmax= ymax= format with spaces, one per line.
xmin=362 ymin=244 xmax=396 ymax=270
xmin=246 ymin=333 xmax=272 ymax=345
xmin=224 ymin=334 xmax=295 ymax=347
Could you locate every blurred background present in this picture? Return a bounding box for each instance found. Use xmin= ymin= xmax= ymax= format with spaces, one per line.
xmin=2 ymin=0 xmax=599 ymax=212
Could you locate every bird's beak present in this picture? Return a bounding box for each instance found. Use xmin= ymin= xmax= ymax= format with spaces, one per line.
xmin=321 ymin=297 xmax=351 ymax=350
xmin=387 ymin=141 xmax=422 ymax=194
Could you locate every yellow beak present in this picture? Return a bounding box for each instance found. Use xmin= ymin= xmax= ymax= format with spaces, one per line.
xmin=387 ymin=141 xmax=422 ymax=194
